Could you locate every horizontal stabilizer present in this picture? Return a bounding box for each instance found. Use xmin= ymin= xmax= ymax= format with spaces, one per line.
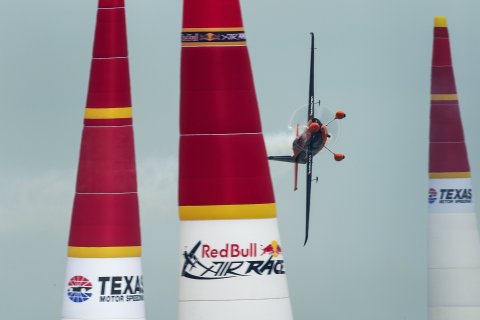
xmin=268 ymin=156 xmax=296 ymax=163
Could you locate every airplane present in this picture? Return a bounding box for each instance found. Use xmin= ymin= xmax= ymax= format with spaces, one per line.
xmin=268 ymin=32 xmax=346 ymax=246
xmin=182 ymin=241 xmax=208 ymax=272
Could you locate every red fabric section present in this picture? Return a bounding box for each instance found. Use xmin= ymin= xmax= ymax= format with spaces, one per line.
xmin=182 ymin=0 xmax=243 ymax=28
xmin=69 ymin=193 xmax=140 ymax=246
xmin=429 ymin=104 xmax=465 ymax=142
xmin=76 ymin=126 xmax=137 ymax=193
xmin=179 ymin=134 xmax=275 ymax=206
xmin=429 ymin=142 xmax=470 ymax=172
xmin=93 ymin=7 xmax=128 ymax=58
xmin=429 ymin=24 xmax=470 ymax=173
xmin=84 ymin=118 xmax=133 ymax=126
xmin=98 ymin=0 xmax=125 ymax=8
xmin=432 ymin=38 xmax=452 ymax=66
xmin=434 ymin=27 xmax=449 ymax=38
xmin=180 ymin=47 xmax=261 ymax=134
xmin=86 ymin=58 xmax=131 ymax=108
xmin=431 ymin=66 xmax=457 ymax=94
xmin=431 ymin=27 xmax=456 ymax=93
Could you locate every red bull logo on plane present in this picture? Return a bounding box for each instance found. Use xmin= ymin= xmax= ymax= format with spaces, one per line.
xmin=182 ymin=241 xmax=285 ymax=280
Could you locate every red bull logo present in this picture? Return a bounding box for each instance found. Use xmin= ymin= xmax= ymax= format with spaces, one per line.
xmin=200 ymin=241 xmax=282 ymax=258
xmin=262 ymin=240 xmax=282 ymax=257
xmin=202 ymin=32 xmax=219 ymax=42
xmin=182 ymin=241 xmax=286 ymax=280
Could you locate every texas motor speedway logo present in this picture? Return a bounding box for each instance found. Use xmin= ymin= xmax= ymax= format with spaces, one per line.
xmin=67 ymin=275 xmax=144 ymax=303
xmin=67 ymin=275 xmax=93 ymax=303
xmin=181 ymin=241 xmax=285 ymax=280
xmin=428 ymin=188 xmax=472 ymax=204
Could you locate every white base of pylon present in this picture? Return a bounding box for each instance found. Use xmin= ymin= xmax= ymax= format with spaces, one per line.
xmin=179 ymin=298 xmax=292 ymax=320
xmin=62 ymin=257 xmax=145 ymax=320
xmin=429 ymin=307 xmax=480 ymax=320
xmin=428 ymin=211 xmax=480 ymax=318
xmin=63 ymin=319 xmax=145 ymax=320
xmin=429 ymin=268 xmax=480 ymax=304
xmin=428 ymin=213 xmax=480 ymax=305
xmin=429 ymin=213 xmax=480 ymax=267
xmin=178 ymin=218 xmax=293 ymax=320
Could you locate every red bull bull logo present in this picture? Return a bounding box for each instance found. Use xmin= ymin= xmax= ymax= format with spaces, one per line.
xmin=202 ymin=32 xmax=218 ymax=41
xmin=262 ymin=241 xmax=282 ymax=257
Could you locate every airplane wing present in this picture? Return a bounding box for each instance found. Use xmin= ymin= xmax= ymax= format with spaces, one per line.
xmin=303 ymin=32 xmax=315 ymax=246
xmin=308 ymin=32 xmax=315 ymax=122
xmin=304 ymin=142 xmax=313 ymax=246
xmin=268 ymin=156 xmax=296 ymax=163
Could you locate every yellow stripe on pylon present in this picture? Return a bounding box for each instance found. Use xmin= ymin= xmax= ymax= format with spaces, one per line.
xmin=179 ymin=203 xmax=277 ymax=220
xmin=429 ymin=172 xmax=471 ymax=179
xmin=431 ymin=94 xmax=458 ymax=101
xmin=84 ymin=107 xmax=132 ymax=119
xmin=68 ymin=246 xmax=141 ymax=258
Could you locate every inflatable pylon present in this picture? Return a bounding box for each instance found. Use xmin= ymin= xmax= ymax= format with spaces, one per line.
xmin=62 ymin=1 xmax=145 ymax=319
xmin=428 ymin=16 xmax=480 ymax=320
xmin=177 ymin=1 xmax=294 ymax=320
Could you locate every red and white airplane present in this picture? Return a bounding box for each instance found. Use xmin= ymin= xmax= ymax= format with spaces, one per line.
xmin=268 ymin=33 xmax=346 ymax=245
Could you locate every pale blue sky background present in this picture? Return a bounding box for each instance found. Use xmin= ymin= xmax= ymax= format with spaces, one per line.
xmin=1 ymin=0 xmax=480 ymax=319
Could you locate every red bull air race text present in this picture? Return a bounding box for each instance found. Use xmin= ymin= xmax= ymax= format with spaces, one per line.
xmin=182 ymin=241 xmax=285 ymax=280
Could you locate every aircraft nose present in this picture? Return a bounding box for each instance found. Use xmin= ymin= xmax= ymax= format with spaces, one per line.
xmin=309 ymin=122 xmax=320 ymax=133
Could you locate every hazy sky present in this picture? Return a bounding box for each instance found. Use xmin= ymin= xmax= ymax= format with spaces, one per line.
xmin=1 ymin=0 xmax=480 ymax=319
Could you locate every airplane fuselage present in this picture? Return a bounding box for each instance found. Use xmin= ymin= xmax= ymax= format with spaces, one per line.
xmin=292 ymin=122 xmax=328 ymax=164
